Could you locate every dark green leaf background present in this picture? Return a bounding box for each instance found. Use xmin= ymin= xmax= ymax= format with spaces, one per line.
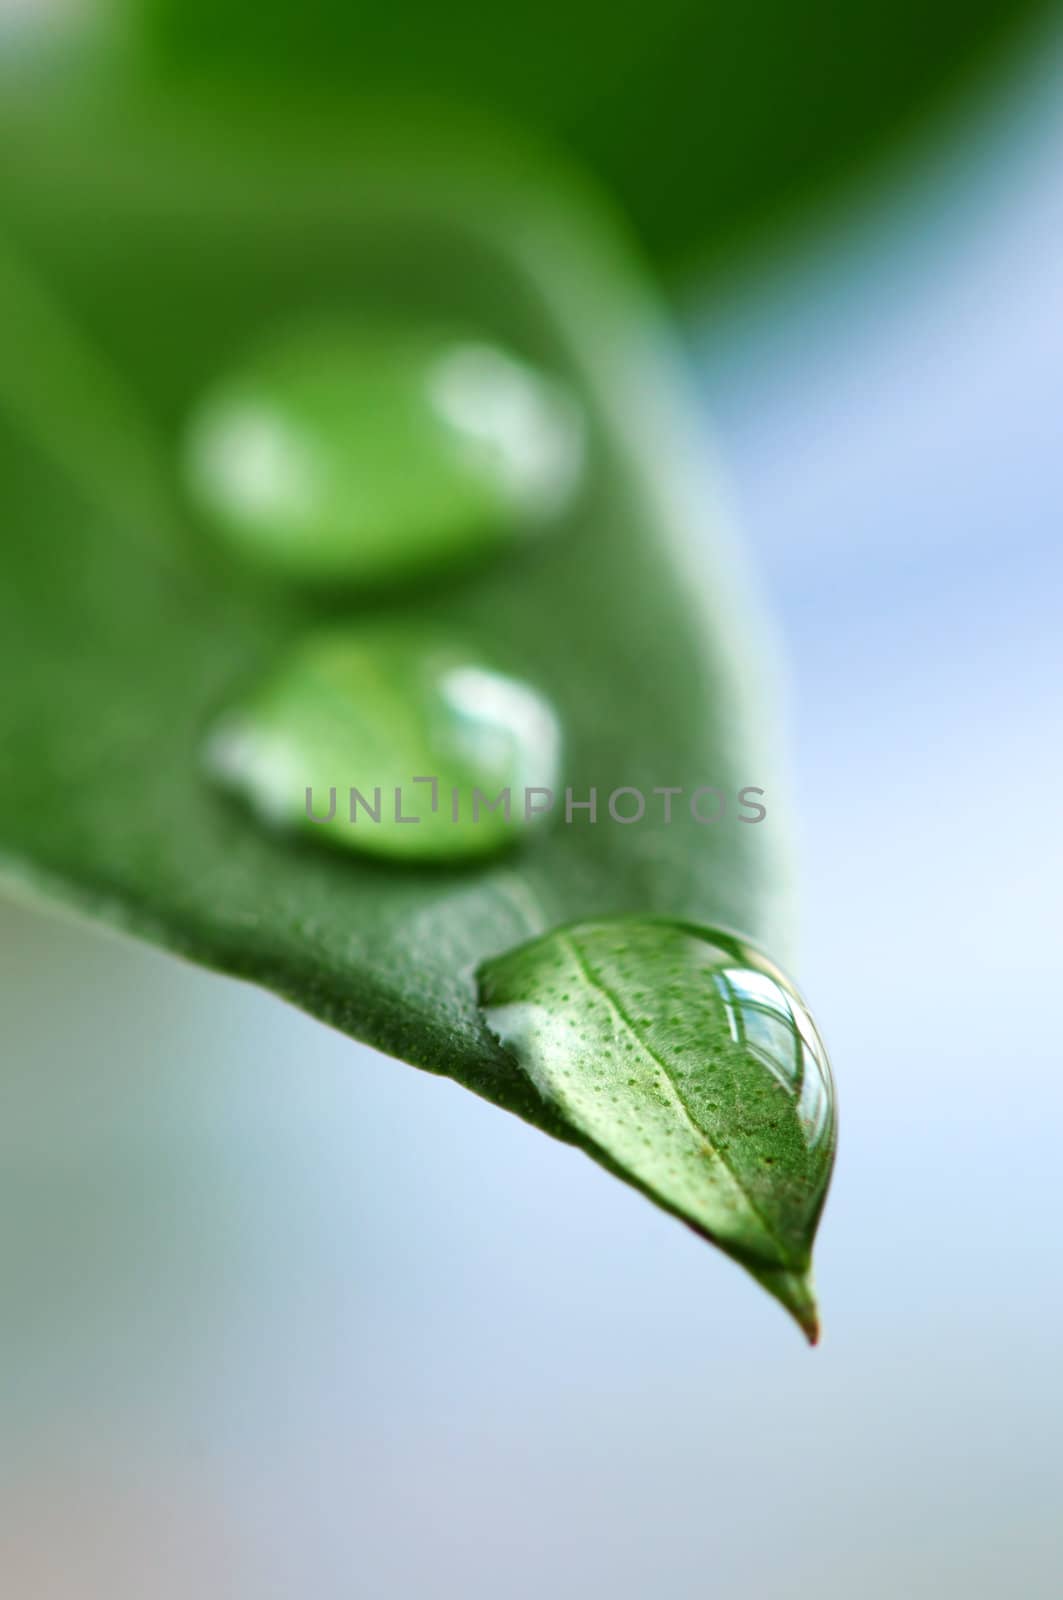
xmin=123 ymin=0 xmax=1052 ymax=272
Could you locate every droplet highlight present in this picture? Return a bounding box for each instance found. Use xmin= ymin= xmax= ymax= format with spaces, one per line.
xmin=204 ymin=624 xmax=563 ymax=862
xmin=477 ymin=917 xmax=836 ymax=1340
xmin=183 ymin=323 xmax=585 ymax=585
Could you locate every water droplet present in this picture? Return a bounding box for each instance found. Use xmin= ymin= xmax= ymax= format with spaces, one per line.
xmin=183 ymin=322 xmax=585 ymax=585
xmin=204 ymin=623 xmax=562 ymax=862
xmin=477 ymin=916 xmax=835 ymax=1340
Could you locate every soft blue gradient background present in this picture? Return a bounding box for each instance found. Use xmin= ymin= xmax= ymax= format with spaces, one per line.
xmin=2 ymin=43 xmax=1061 ymax=1599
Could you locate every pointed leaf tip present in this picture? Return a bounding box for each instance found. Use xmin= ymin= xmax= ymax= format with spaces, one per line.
xmin=749 ymin=1262 xmax=821 ymax=1344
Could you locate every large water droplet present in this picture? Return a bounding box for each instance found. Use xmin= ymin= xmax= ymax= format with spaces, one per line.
xmin=204 ymin=624 xmax=563 ymax=862
xmin=477 ymin=917 xmax=836 ymax=1340
xmin=183 ymin=323 xmax=585 ymax=585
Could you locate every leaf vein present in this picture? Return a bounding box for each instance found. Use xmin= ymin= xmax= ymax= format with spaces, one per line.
xmin=559 ymin=930 xmax=789 ymax=1261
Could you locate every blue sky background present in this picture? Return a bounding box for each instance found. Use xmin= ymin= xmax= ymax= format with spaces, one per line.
xmin=1 ymin=30 xmax=1061 ymax=1599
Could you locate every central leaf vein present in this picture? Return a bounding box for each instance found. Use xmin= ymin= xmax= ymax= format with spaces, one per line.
xmin=559 ymin=930 xmax=790 ymax=1262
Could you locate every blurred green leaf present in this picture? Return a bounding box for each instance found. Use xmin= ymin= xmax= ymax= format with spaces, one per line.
xmin=0 ymin=100 xmax=805 ymax=1324
xmin=119 ymin=0 xmax=1052 ymax=272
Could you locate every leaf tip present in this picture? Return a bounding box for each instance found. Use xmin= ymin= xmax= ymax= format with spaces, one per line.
xmin=749 ymin=1262 xmax=822 ymax=1346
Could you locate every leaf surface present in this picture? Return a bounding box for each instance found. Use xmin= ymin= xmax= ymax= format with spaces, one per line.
xmin=0 ymin=99 xmax=818 ymax=1326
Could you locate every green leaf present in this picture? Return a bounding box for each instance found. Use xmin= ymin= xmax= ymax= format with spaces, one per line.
xmin=116 ymin=0 xmax=1049 ymax=273
xmin=0 ymin=97 xmax=816 ymax=1330
xmin=479 ymin=918 xmax=836 ymax=1341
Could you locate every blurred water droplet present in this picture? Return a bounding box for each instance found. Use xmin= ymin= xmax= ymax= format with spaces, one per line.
xmin=183 ymin=323 xmax=584 ymax=585
xmin=204 ymin=623 xmax=562 ymax=862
